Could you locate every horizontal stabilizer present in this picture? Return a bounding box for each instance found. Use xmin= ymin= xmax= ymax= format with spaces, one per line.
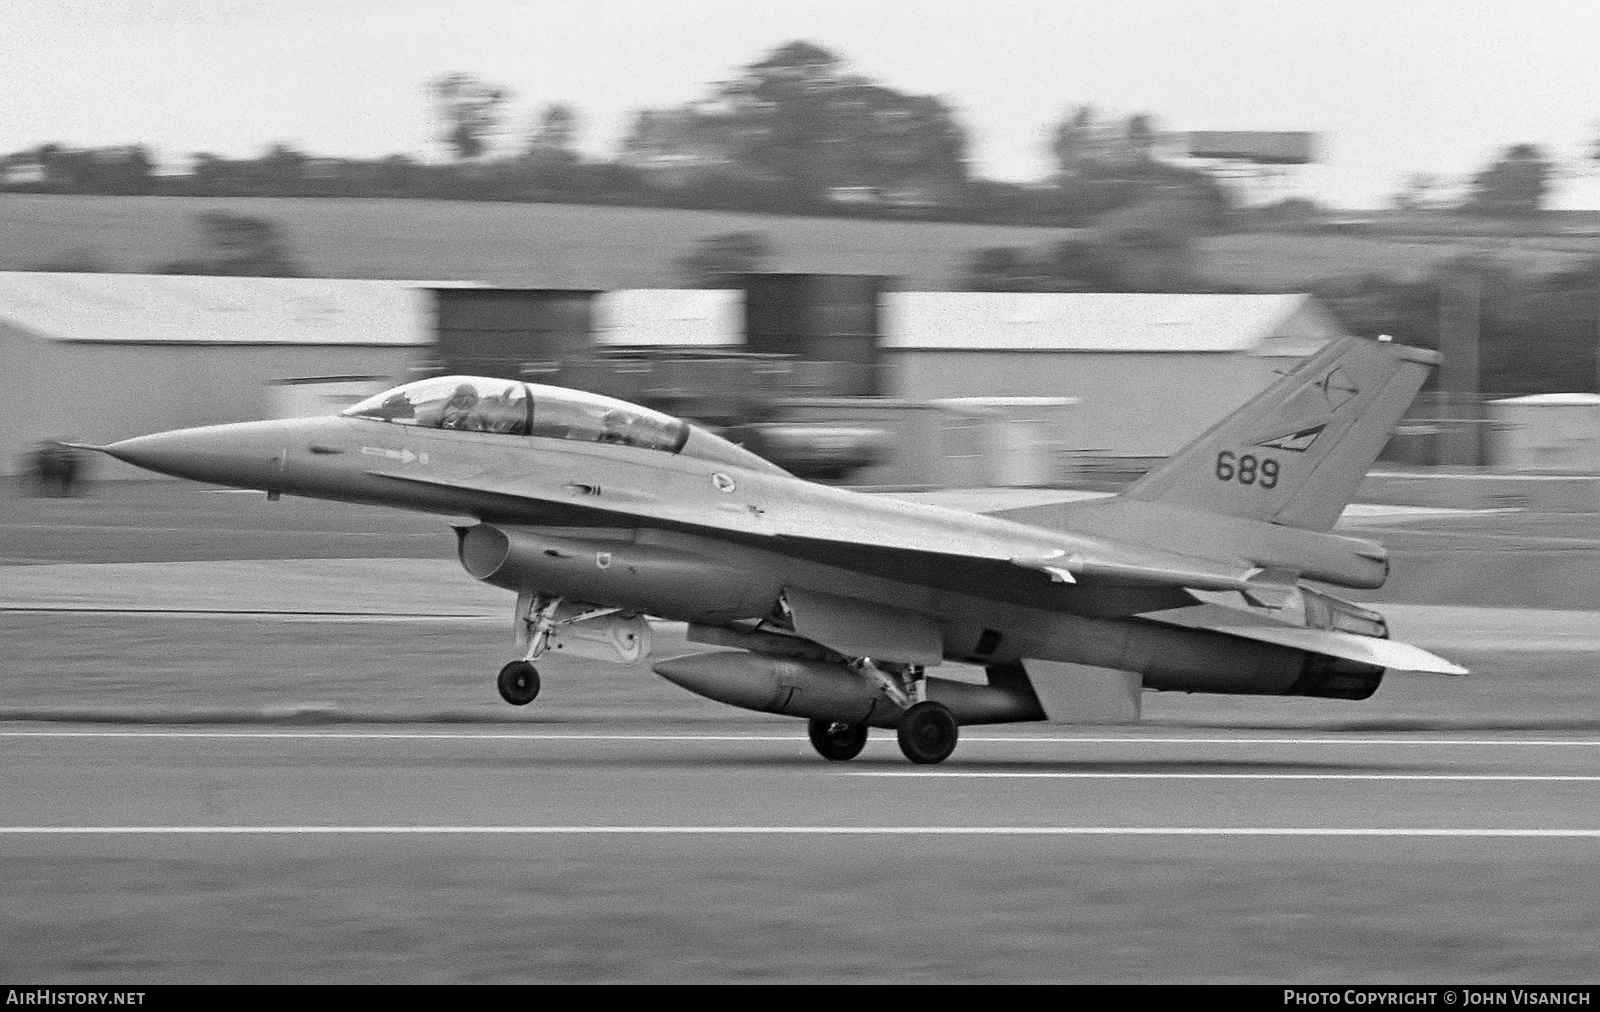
xmin=1141 ymin=609 xmax=1467 ymax=674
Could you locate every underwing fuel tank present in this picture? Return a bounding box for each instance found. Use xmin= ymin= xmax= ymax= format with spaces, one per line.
xmin=653 ymin=651 xmax=1047 ymax=728
xmin=455 ymin=524 xmax=782 ymax=621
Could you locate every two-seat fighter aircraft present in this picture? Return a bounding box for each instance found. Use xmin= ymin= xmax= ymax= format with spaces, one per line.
xmin=94 ymin=335 xmax=1464 ymax=763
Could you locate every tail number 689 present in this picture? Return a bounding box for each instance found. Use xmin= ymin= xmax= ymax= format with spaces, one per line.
xmin=1215 ymin=452 xmax=1279 ymax=488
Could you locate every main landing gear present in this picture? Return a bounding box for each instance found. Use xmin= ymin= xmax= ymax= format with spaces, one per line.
xmin=803 ymin=659 xmax=961 ymax=765
xmin=895 ymin=701 xmax=959 ymax=765
xmin=807 ymin=719 xmax=868 ymax=761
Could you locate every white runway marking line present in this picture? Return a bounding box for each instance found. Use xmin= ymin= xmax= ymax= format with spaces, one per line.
xmin=844 ymin=772 xmax=1600 ymax=782
xmin=0 ymin=730 xmax=811 ymax=742
xmin=2 ymin=825 xmax=1600 ymax=838
xmin=0 ymin=609 xmax=503 ymax=623
xmin=4 ymin=730 xmax=1600 ymax=748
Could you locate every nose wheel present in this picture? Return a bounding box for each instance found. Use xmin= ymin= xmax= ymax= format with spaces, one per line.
xmin=497 ymin=660 xmax=541 ymax=705
xmin=896 ymin=701 xmax=958 ymax=764
xmin=808 ymin=719 xmax=869 ymax=761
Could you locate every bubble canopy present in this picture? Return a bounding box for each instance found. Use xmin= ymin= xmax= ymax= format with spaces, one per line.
xmin=343 ymin=376 xmax=690 ymax=454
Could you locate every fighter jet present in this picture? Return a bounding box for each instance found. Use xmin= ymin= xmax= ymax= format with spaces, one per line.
xmin=93 ymin=336 xmax=1464 ymax=764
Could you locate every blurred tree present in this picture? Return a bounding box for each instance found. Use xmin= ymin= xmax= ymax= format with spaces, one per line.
xmin=1039 ymin=107 xmax=1212 ymax=227
xmin=188 ymin=151 xmax=255 ymax=195
xmin=432 ymin=73 xmax=510 ymax=161
xmin=121 ymin=145 xmax=155 ymax=193
xmin=620 ymin=106 xmax=724 ymax=188
xmin=25 ymin=143 xmax=155 ymax=194
xmin=155 ymin=212 xmax=306 ymax=276
xmin=527 ymin=103 xmax=580 ymax=163
xmin=1049 ymin=105 xmax=1145 ymax=176
xmin=619 ymin=109 xmax=659 ymax=161
xmin=963 ymin=196 xmax=1209 ymax=293
xmin=718 ymin=40 xmax=844 ymax=195
xmin=1464 ymin=143 xmax=1553 ymax=218
xmin=1125 ymin=113 xmax=1157 ymax=163
xmin=1392 ymin=172 xmax=1442 ymax=212
xmin=1050 ymin=105 xmax=1098 ymax=178
xmin=31 ymin=143 xmax=64 ymax=186
xmin=675 ymin=231 xmax=773 ymax=287
xmin=703 ymin=40 xmax=968 ymax=202
xmin=259 ymin=142 xmax=308 ymax=192
xmin=91 ymin=145 xmax=155 ymax=194
xmin=377 ymin=153 xmax=424 ymax=194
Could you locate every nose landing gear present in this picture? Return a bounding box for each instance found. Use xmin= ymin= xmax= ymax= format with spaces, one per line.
xmin=495 ymin=591 xmax=642 ymax=707
xmin=497 ymin=661 xmax=540 ymax=706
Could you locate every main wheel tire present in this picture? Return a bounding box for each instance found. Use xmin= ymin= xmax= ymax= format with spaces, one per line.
xmin=896 ymin=701 xmax=959 ymax=765
xmin=808 ymin=719 xmax=869 ymax=762
xmin=497 ymin=660 xmax=540 ymax=705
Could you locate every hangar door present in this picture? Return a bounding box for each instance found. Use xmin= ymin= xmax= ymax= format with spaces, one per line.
xmin=433 ymin=288 xmax=599 ymax=381
xmin=743 ymin=273 xmax=887 ymax=396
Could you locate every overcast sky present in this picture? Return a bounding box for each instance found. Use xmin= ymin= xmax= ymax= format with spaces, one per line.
xmin=5 ymin=0 xmax=1599 ymax=207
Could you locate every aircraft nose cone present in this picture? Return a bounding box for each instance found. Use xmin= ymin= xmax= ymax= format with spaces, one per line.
xmin=101 ymin=432 xmax=203 ymax=477
xmin=99 ymin=422 xmax=296 ymax=487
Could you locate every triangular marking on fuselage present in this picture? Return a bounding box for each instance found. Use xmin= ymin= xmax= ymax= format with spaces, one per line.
xmin=1252 ymin=423 xmax=1327 ymax=453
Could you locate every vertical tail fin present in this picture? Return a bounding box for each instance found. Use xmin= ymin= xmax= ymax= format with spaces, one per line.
xmin=1124 ymin=337 xmax=1440 ymax=531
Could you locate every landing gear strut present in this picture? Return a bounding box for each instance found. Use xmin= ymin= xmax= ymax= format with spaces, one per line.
xmin=496 ymin=591 xmax=632 ymax=707
xmin=896 ymin=701 xmax=959 ymax=764
xmin=848 ymin=658 xmax=961 ymax=764
xmin=808 ymin=719 xmax=869 ymax=761
xmin=497 ymin=660 xmax=540 ymax=705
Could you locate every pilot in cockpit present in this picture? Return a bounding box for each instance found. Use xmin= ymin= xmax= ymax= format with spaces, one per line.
xmin=440 ymin=384 xmax=482 ymax=430
xmin=598 ymin=408 xmax=635 ymax=444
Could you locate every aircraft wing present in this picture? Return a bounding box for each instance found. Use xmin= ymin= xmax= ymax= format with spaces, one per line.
xmin=368 ymin=468 xmax=1267 ymax=599
xmin=374 ymin=469 xmax=1463 ymax=673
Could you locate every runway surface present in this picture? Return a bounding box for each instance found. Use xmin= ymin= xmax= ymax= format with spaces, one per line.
xmin=7 ymin=724 xmax=1600 ymax=833
xmin=5 ymin=724 xmax=1600 ymax=983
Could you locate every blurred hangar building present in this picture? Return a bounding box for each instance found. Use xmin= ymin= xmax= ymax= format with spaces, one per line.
xmin=0 ymin=270 xmax=1349 ymax=485
xmin=582 ymin=282 xmax=1349 ymax=484
xmin=878 ymin=291 xmax=1345 ymax=458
